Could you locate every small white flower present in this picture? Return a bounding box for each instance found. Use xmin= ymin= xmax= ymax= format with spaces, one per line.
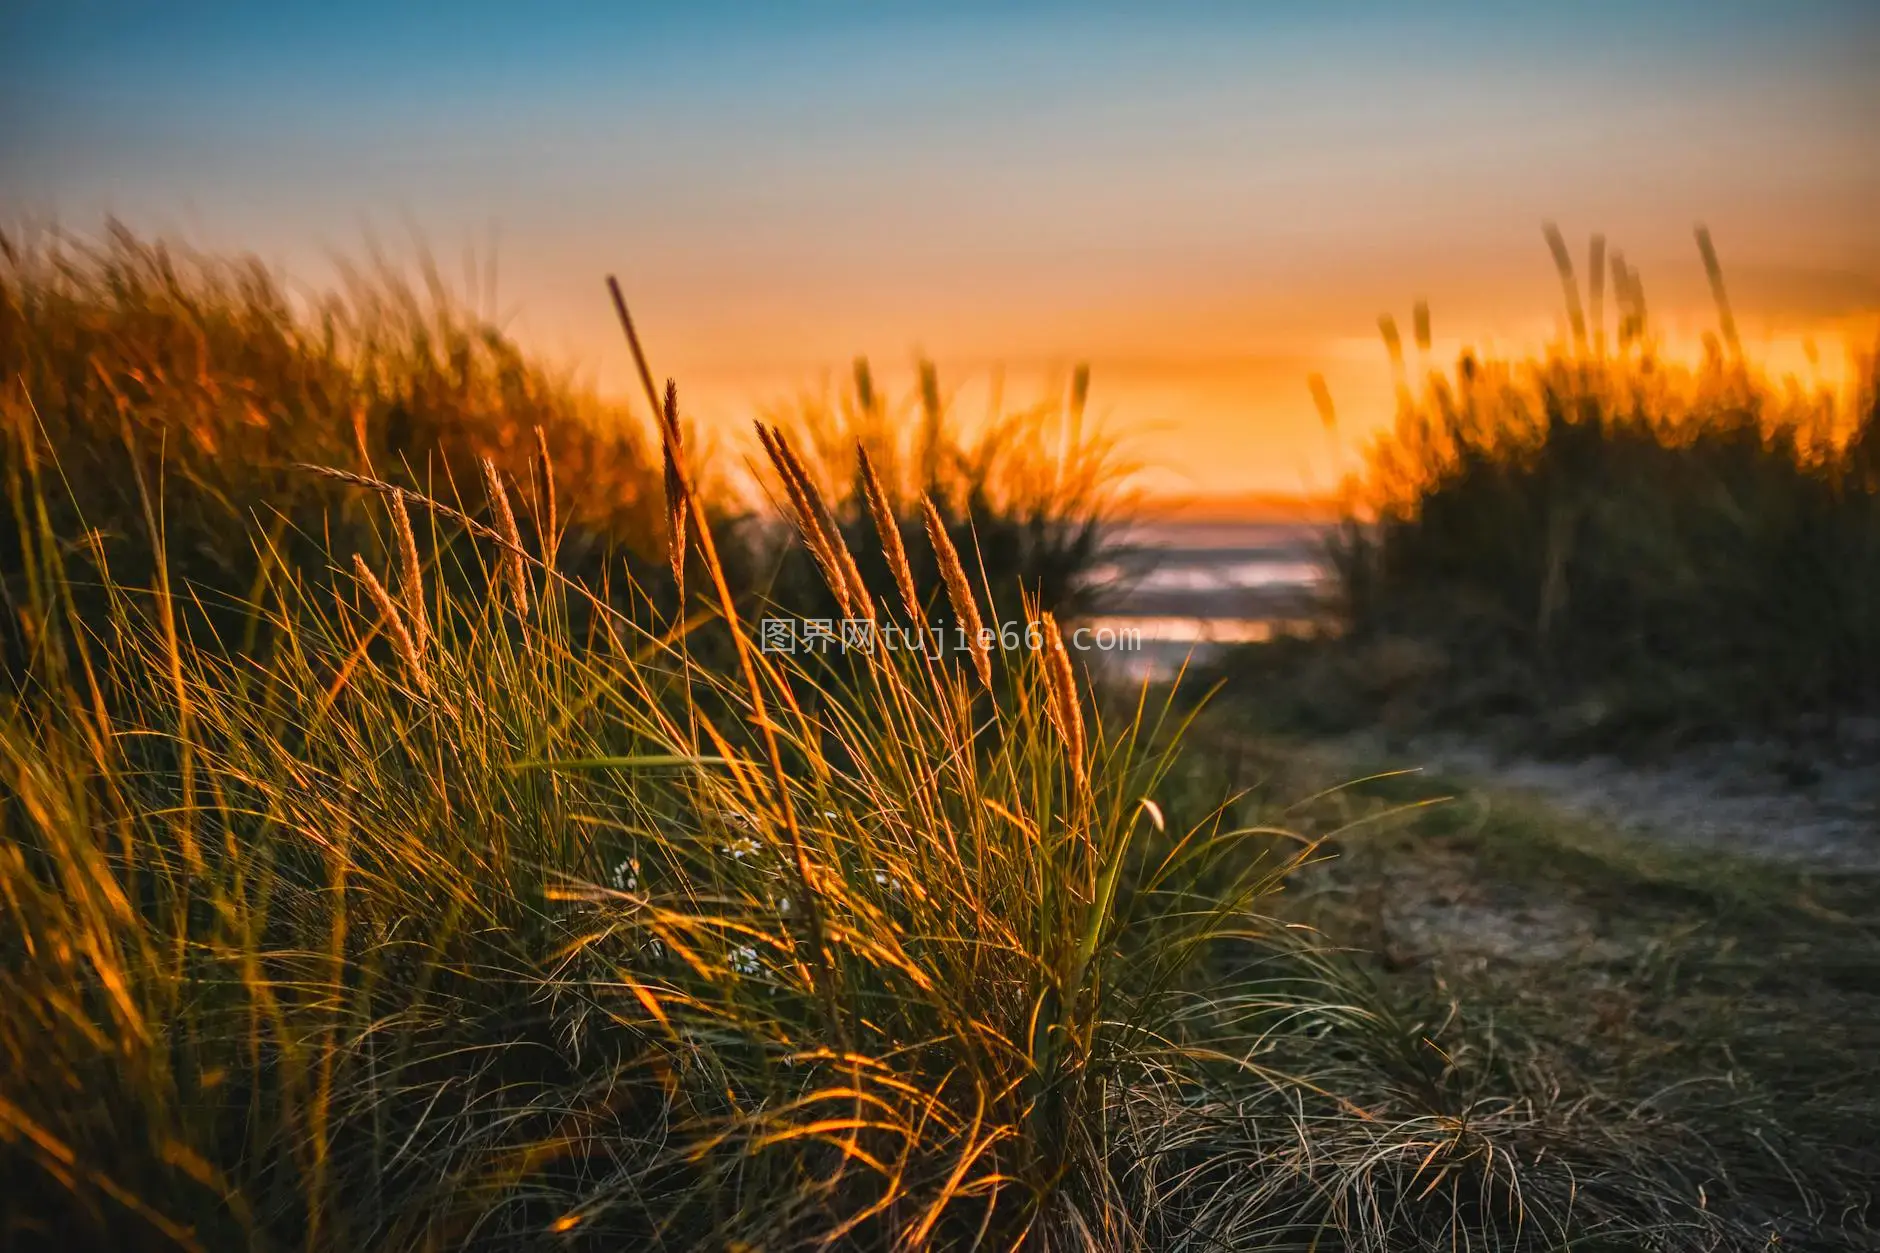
xmin=610 ymin=859 xmax=638 ymax=891
xmin=776 ymin=896 xmax=792 ymax=915
xmin=730 ymin=945 xmax=761 ymax=977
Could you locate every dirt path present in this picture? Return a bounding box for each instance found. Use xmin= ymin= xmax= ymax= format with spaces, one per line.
xmin=1330 ymin=731 xmax=1880 ymax=875
xmin=1246 ymin=724 xmax=1880 ymax=989
xmin=1254 ymin=730 xmax=1880 ymax=1250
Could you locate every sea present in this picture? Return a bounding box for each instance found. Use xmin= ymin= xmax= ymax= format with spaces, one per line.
xmin=1082 ymin=520 xmax=1330 ymax=681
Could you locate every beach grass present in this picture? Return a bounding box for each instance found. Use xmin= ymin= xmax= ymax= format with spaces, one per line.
xmin=0 ymin=223 xmax=1838 ymax=1250
xmin=1310 ymin=230 xmax=1880 ymax=744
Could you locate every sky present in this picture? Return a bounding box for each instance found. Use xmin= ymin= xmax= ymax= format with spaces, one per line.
xmin=4 ymin=1 xmax=1877 ymax=499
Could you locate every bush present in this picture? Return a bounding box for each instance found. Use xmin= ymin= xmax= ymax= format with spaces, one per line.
xmin=1319 ymin=231 xmax=1880 ymax=742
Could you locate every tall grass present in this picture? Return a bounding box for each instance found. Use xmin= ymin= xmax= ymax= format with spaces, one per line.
xmin=758 ymin=357 xmax=1129 ymax=628
xmin=0 ymin=225 xmax=1127 ymax=682
xmin=0 ymin=224 xmax=683 ymax=639
xmin=2 ymin=361 xmax=1766 ymax=1248
xmin=1 ymin=221 xmax=1798 ymax=1249
xmin=1320 ymin=228 xmax=1880 ymax=742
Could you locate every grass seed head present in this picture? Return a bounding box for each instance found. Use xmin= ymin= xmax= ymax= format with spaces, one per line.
xmin=481 ymin=456 xmax=529 ymax=617
xmin=1039 ymin=612 xmax=1086 ymax=790
xmin=352 ymin=552 xmax=428 ymax=691
xmin=661 ymin=380 xmax=688 ymax=599
xmin=390 ymin=492 xmax=428 ymax=654
xmin=923 ymin=496 xmax=991 ymax=691
xmin=761 ymin=424 xmax=872 ymax=620
xmin=533 ymin=424 xmax=559 ymax=567
xmin=858 ymin=445 xmax=918 ymax=620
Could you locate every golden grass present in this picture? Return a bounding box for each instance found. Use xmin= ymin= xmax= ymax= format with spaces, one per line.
xmin=0 ymin=224 xmax=1780 ymax=1251
xmin=1323 ymin=229 xmax=1880 ymax=734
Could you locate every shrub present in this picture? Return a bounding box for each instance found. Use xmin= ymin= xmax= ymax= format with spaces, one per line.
xmin=1322 ymin=230 xmax=1880 ymax=741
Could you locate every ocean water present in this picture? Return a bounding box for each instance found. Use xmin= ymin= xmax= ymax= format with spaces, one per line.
xmin=1087 ymin=560 xmax=1326 ymax=594
xmin=1084 ymin=520 xmax=1329 ymax=681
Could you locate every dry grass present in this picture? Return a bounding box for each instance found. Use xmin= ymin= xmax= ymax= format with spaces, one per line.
xmin=1301 ymin=227 xmax=1880 ymax=743
xmin=757 ymin=356 xmax=1130 ymax=632
xmin=0 ymin=223 xmax=1796 ymax=1250
xmin=4 ymin=386 xmax=1773 ymax=1251
xmin=1197 ymin=728 xmax=1880 ymax=1252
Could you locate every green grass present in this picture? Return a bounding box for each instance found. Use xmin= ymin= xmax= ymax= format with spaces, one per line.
xmin=8 ymin=409 xmax=1802 ymax=1250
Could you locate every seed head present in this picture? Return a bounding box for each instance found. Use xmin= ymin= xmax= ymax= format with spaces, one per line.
xmin=660 ymin=381 xmax=688 ymax=600
xmin=353 ymin=553 xmax=428 ymax=692
xmin=1039 ymin=612 xmax=1086 ymax=791
xmin=390 ymin=492 xmax=428 ymax=654
xmin=481 ymin=457 xmax=529 ymax=617
xmin=858 ymin=445 xmax=918 ymax=620
xmin=759 ymin=425 xmax=871 ymax=620
xmin=533 ymin=424 xmax=560 ymax=568
xmin=922 ymin=496 xmax=990 ymax=691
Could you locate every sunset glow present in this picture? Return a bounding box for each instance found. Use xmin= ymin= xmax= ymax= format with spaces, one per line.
xmin=6 ymin=1 xmax=1874 ymax=501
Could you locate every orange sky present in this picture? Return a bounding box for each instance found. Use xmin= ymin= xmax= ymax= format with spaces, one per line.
xmin=525 ymin=232 xmax=1877 ymax=500
xmin=5 ymin=4 xmax=1876 ymax=499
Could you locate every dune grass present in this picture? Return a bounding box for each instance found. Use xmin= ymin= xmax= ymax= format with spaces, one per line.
xmin=758 ymin=356 xmax=1128 ymax=626
xmin=0 ymin=222 xmax=1825 ymax=1249
xmin=0 ymin=225 xmax=1127 ymax=680
xmin=5 ymin=364 xmax=1787 ymax=1248
xmin=1205 ymin=730 xmax=1880 ymax=1251
xmin=1236 ymin=227 xmax=1880 ymax=746
xmin=0 ymin=224 xmax=674 ymax=626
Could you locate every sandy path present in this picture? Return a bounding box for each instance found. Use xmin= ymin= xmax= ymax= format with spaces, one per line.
xmin=1392 ymin=732 xmax=1880 ymax=874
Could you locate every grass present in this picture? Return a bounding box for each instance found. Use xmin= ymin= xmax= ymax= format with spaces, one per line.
xmin=1221 ymin=225 xmax=1880 ymax=749
xmin=0 ymin=222 xmax=1850 ymax=1249
xmin=1 ymin=415 xmax=1652 ymax=1251
xmin=1179 ymin=224 xmax=1880 ymax=1248
xmin=0 ymin=223 xmax=672 ymax=631
xmin=749 ymin=355 xmax=1128 ymax=640
xmin=1196 ymin=726 xmax=1880 ymax=1250
xmin=0 ymin=225 xmax=1127 ymax=674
